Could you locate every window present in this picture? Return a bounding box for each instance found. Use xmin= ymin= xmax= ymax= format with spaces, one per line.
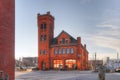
xmin=58 ymin=49 xmax=61 ymax=54
xmin=66 ymin=40 xmax=68 ymax=43
xmin=61 ymin=38 xmax=65 ymax=44
xmin=43 ymin=50 xmax=46 ymax=54
xmin=40 ymin=50 xmax=42 ymax=54
xmin=40 ymin=35 xmax=47 ymax=41
xmin=40 ymin=23 xmax=47 ymax=30
xmin=40 ymin=35 xmax=43 ymax=41
xmin=66 ymin=48 xmax=70 ymax=54
xmin=40 ymin=24 xmax=44 ymax=29
xmin=71 ymin=48 xmax=74 ymax=54
xmin=54 ymin=49 xmax=57 ymax=54
xmin=62 ymin=48 xmax=65 ymax=54
xmin=44 ymin=35 xmax=46 ymax=40
xmin=44 ymin=24 xmax=46 ymax=29
xmin=40 ymin=49 xmax=46 ymax=55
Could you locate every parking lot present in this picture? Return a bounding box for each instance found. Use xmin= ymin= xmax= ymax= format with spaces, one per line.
xmin=15 ymin=70 xmax=120 ymax=80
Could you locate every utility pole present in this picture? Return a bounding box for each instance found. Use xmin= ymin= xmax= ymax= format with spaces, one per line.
xmin=117 ymin=52 xmax=119 ymax=67
xmin=117 ymin=52 xmax=119 ymax=60
xmin=95 ymin=52 xmax=96 ymax=71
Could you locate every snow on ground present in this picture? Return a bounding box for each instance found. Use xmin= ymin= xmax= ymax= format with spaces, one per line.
xmin=15 ymin=70 xmax=120 ymax=80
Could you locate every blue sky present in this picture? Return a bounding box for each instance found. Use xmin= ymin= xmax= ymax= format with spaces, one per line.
xmin=15 ymin=0 xmax=120 ymax=59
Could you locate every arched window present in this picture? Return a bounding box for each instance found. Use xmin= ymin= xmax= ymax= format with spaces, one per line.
xmin=71 ymin=48 xmax=74 ymax=54
xmin=40 ymin=35 xmax=47 ymax=41
xmin=44 ymin=35 xmax=46 ymax=40
xmin=61 ymin=38 xmax=65 ymax=44
xmin=66 ymin=48 xmax=70 ymax=54
xmin=43 ymin=50 xmax=46 ymax=54
xmin=40 ymin=23 xmax=47 ymax=30
xmin=54 ymin=49 xmax=57 ymax=54
xmin=40 ymin=50 xmax=42 ymax=54
xmin=58 ymin=49 xmax=61 ymax=54
xmin=62 ymin=48 xmax=65 ymax=54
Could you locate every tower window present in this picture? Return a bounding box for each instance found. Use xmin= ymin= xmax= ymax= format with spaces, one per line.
xmin=40 ymin=35 xmax=47 ymax=41
xmin=43 ymin=50 xmax=46 ymax=54
xmin=44 ymin=35 xmax=46 ymax=40
xmin=41 ymin=23 xmax=47 ymax=30
xmin=40 ymin=50 xmax=42 ymax=54
xmin=40 ymin=35 xmax=43 ymax=41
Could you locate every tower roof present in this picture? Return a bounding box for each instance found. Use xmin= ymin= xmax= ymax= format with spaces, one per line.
xmin=37 ymin=11 xmax=54 ymax=20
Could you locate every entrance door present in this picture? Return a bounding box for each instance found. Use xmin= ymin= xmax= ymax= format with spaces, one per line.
xmin=65 ymin=59 xmax=76 ymax=70
xmin=53 ymin=60 xmax=63 ymax=69
xmin=41 ymin=61 xmax=46 ymax=70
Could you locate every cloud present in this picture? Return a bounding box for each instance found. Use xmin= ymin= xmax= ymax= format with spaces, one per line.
xmin=87 ymin=22 xmax=120 ymax=54
xmin=90 ymin=35 xmax=120 ymax=51
xmin=97 ymin=23 xmax=120 ymax=29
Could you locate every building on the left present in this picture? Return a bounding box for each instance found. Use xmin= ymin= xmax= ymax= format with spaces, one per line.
xmin=0 ymin=0 xmax=15 ymax=80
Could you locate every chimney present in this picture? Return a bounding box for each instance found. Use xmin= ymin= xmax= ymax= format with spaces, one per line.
xmin=84 ymin=44 xmax=86 ymax=49
xmin=77 ymin=37 xmax=81 ymax=44
xmin=37 ymin=13 xmax=40 ymax=16
xmin=47 ymin=11 xmax=50 ymax=15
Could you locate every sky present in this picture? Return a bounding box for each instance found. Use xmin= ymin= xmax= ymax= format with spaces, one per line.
xmin=15 ymin=0 xmax=120 ymax=60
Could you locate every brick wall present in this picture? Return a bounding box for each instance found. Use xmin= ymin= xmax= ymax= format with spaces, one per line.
xmin=0 ymin=0 xmax=15 ymax=80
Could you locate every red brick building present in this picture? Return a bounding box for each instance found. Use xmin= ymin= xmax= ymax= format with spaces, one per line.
xmin=38 ymin=12 xmax=88 ymax=70
xmin=0 ymin=0 xmax=15 ymax=80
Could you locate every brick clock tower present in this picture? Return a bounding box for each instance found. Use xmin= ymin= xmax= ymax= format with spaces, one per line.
xmin=0 ymin=0 xmax=15 ymax=80
xmin=37 ymin=12 xmax=54 ymax=70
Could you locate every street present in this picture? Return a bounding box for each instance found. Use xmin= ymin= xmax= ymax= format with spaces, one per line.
xmin=15 ymin=70 xmax=120 ymax=80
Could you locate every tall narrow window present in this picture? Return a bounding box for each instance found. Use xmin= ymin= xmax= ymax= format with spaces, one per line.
xmin=58 ymin=49 xmax=61 ymax=54
xmin=62 ymin=48 xmax=65 ymax=54
xmin=40 ymin=24 xmax=43 ymax=29
xmin=44 ymin=24 xmax=46 ymax=29
xmin=44 ymin=35 xmax=46 ymax=40
xmin=40 ymin=35 xmax=43 ymax=41
xmin=40 ymin=35 xmax=47 ymax=41
xmin=40 ymin=50 xmax=42 ymax=54
xmin=54 ymin=49 xmax=57 ymax=54
xmin=71 ymin=48 xmax=74 ymax=54
xmin=40 ymin=23 xmax=47 ymax=30
xmin=66 ymin=48 xmax=70 ymax=54
xmin=43 ymin=50 xmax=46 ymax=54
xmin=61 ymin=38 xmax=65 ymax=44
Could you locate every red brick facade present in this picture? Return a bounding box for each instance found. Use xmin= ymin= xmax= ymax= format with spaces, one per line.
xmin=0 ymin=0 xmax=15 ymax=80
xmin=38 ymin=12 xmax=88 ymax=70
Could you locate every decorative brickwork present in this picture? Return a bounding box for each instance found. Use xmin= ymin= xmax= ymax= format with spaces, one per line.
xmin=38 ymin=12 xmax=88 ymax=70
xmin=0 ymin=0 xmax=15 ymax=80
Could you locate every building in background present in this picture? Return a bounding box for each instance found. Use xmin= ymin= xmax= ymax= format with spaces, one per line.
xmin=37 ymin=12 xmax=89 ymax=70
xmin=22 ymin=57 xmax=38 ymax=67
xmin=103 ymin=57 xmax=120 ymax=70
xmin=0 ymin=0 xmax=15 ymax=80
xmin=88 ymin=60 xmax=103 ymax=70
xmin=15 ymin=57 xmax=38 ymax=71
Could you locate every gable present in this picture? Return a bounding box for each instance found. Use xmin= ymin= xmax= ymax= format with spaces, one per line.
xmin=52 ymin=30 xmax=77 ymax=45
xmin=57 ymin=31 xmax=70 ymax=39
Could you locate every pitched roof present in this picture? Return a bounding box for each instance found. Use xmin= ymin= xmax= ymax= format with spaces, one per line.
xmin=51 ymin=30 xmax=77 ymax=44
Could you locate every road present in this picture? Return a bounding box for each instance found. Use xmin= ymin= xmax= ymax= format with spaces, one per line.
xmin=15 ymin=70 xmax=120 ymax=80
